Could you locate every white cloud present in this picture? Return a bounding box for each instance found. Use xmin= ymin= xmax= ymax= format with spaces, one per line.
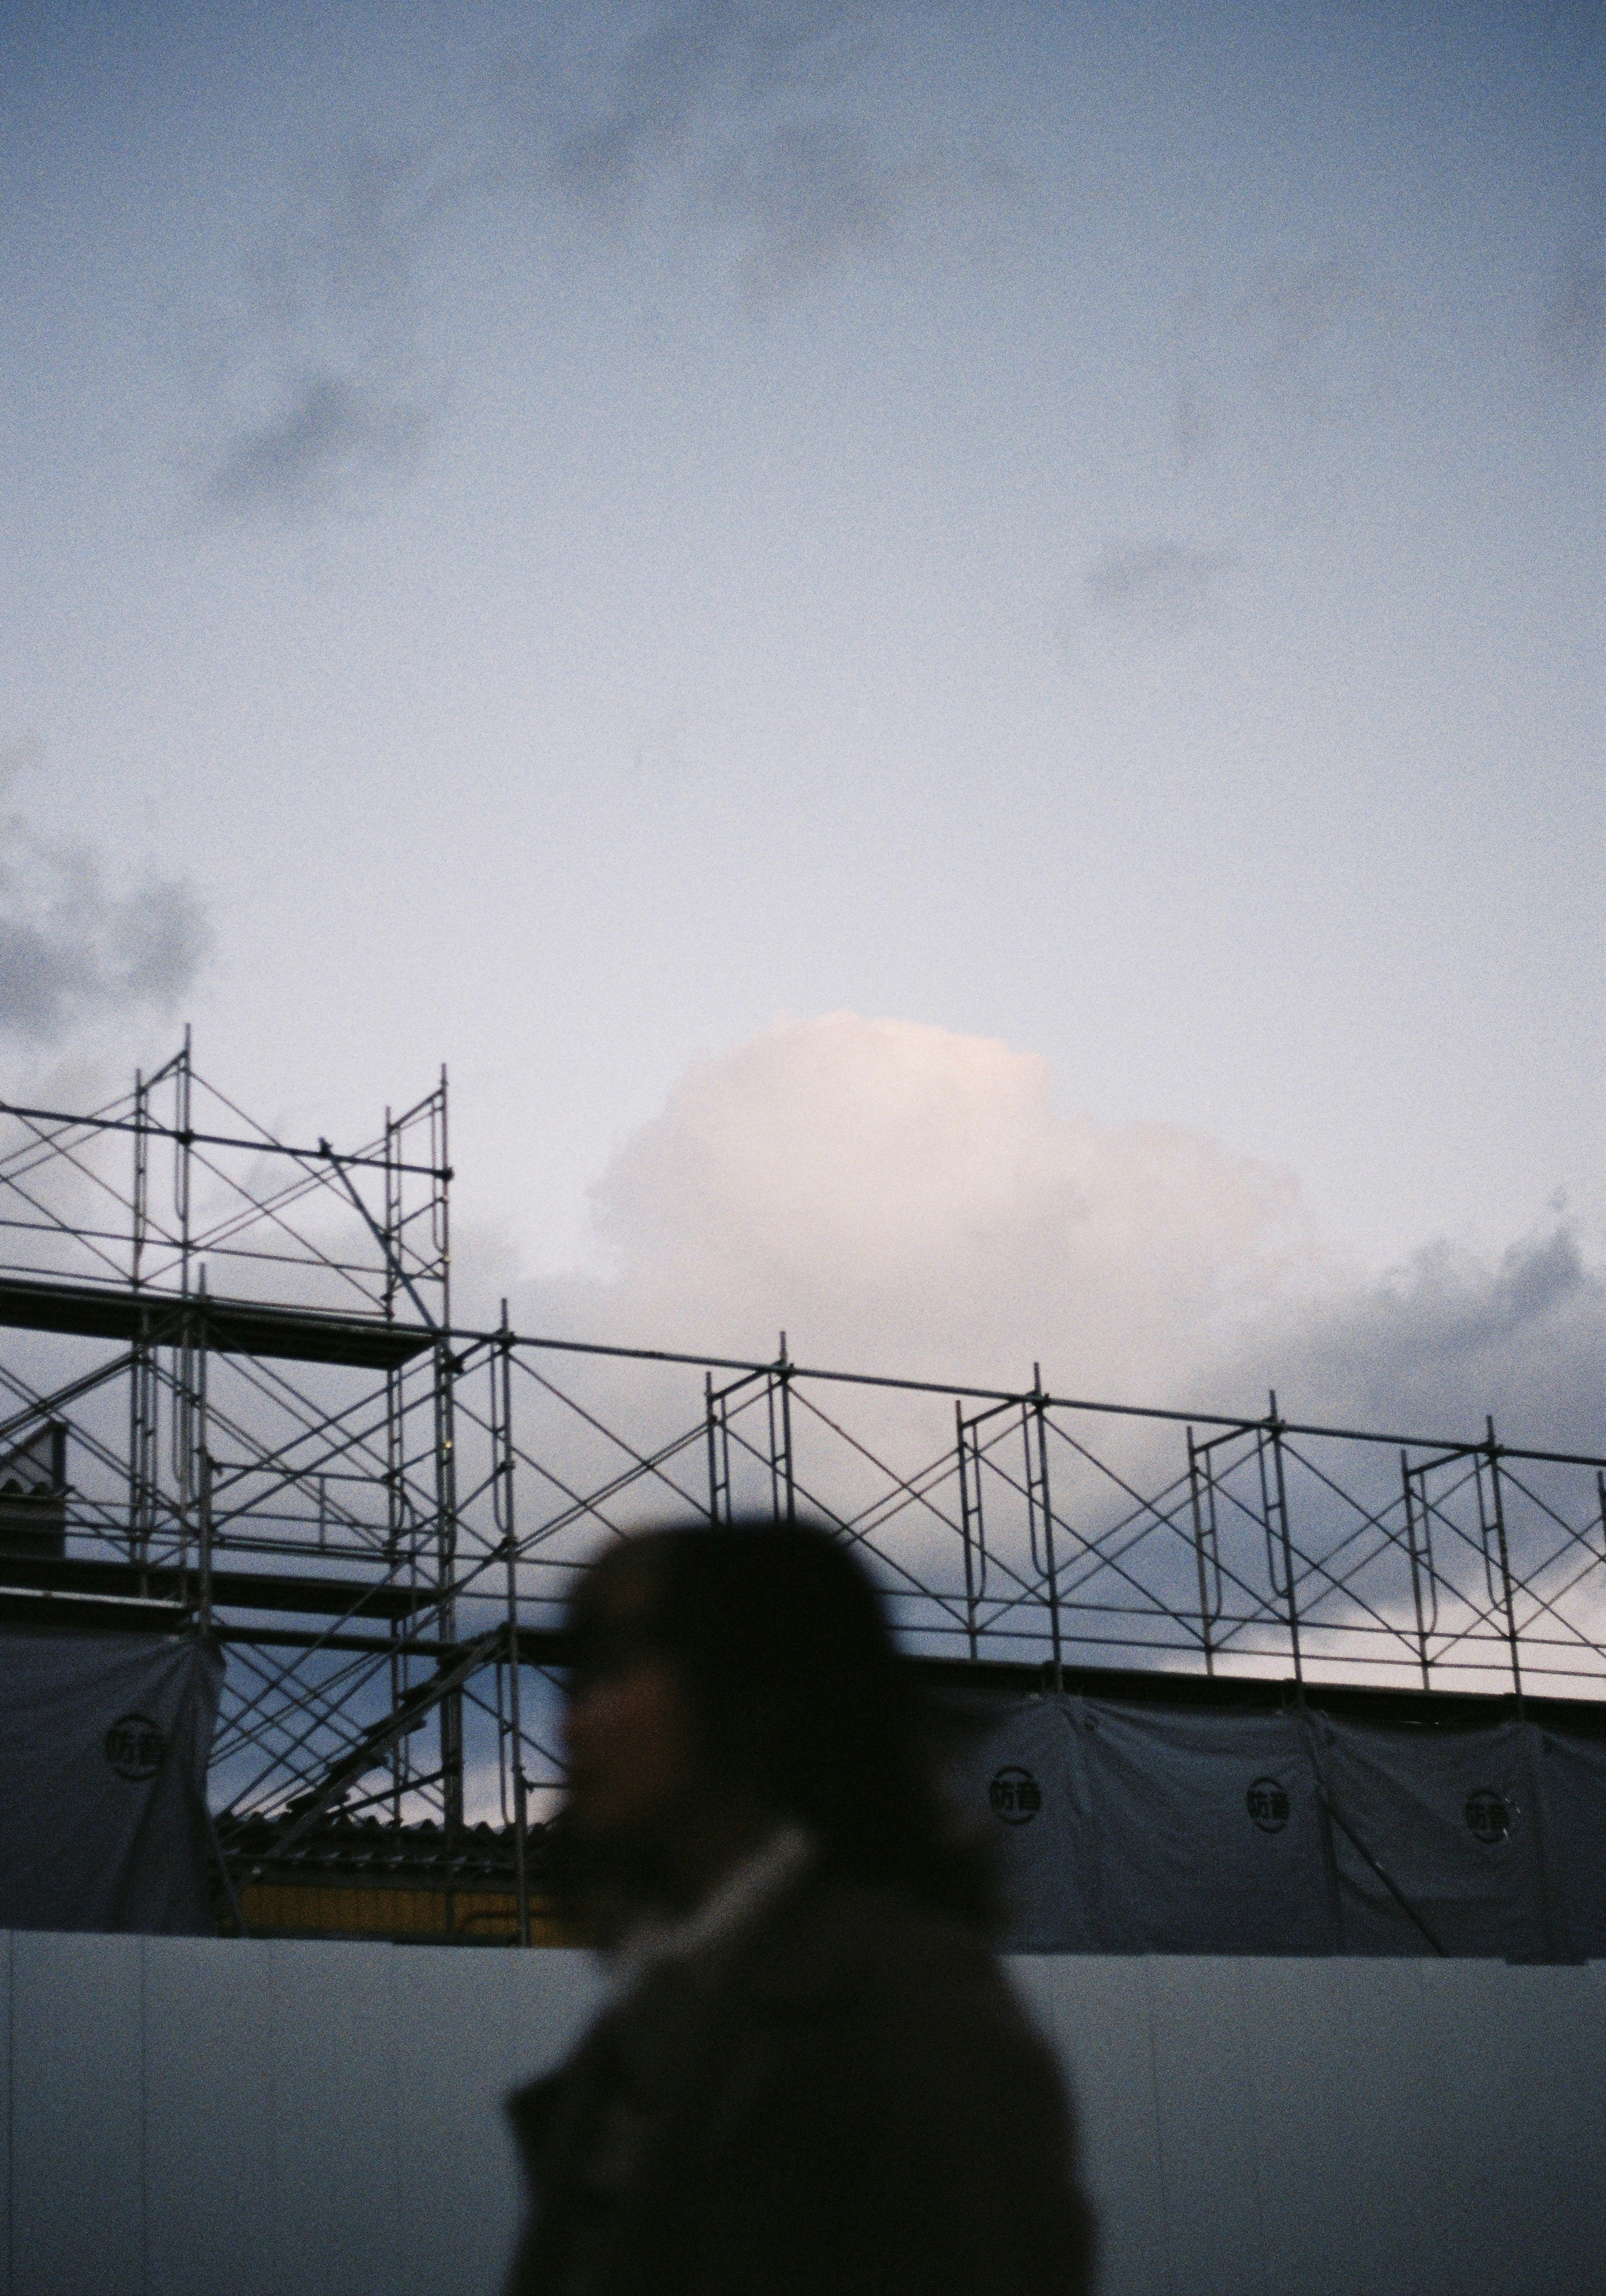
xmin=516 ymin=1012 xmax=1604 ymax=1461
xmin=486 ymin=1016 xmax=1604 ymax=1697
xmin=518 ymin=1013 xmax=1314 ymax=1395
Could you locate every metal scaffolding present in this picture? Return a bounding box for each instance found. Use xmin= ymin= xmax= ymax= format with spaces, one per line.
xmin=1 ymin=1039 xmax=1603 ymax=1934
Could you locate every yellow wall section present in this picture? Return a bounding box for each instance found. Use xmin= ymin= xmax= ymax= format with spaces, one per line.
xmin=238 ymin=1883 xmax=586 ymax=1946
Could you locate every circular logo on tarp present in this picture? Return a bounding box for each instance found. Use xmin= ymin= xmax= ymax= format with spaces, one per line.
xmin=105 ymin=1713 xmax=166 ymax=1782
xmin=1465 ymin=1788 xmax=1511 ymax=1844
xmin=990 ymin=1765 xmax=1043 ymax=1824
xmin=1246 ymin=1776 xmax=1290 ymax=1834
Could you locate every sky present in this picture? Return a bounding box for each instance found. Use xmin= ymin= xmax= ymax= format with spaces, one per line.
xmin=1 ymin=0 xmax=1602 ymax=1441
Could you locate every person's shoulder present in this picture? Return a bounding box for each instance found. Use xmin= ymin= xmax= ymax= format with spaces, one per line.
xmin=735 ymin=1869 xmax=1077 ymax=2175
xmin=741 ymin=1866 xmax=1013 ymax=2021
xmin=816 ymin=1870 xmax=990 ymax=1965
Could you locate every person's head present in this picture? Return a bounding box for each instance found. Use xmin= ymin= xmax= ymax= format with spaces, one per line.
xmin=562 ymin=1517 xmax=992 ymax=1923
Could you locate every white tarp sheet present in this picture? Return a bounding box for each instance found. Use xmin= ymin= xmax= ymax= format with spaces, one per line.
xmin=1311 ymin=1713 xmax=1547 ymax=1959
xmin=0 ymin=1627 xmax=222 ymax=1933
xmin=959 ymin=1693 xmax=1606 ymax=1958
xmin=1533 ymin=1724 xmax=1606 ymax=1962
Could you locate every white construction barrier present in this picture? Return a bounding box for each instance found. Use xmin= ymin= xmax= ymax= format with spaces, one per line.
xmin=3 ymin=1932 xmax=1602 ymax=2296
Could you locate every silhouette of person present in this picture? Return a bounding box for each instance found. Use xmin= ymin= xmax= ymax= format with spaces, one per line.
xmin=504 ymin=1518 xmax=1096 ymax=2296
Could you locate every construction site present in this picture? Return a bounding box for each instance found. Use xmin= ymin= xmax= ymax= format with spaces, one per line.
xmin=4 ymin=1037 xmax=1606 ymax=2296
xmin=2 ymin=1035 xmax=1605 ymax=1959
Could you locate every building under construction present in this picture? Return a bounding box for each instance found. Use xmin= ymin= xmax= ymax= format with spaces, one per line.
xmin=2 ymin=1037 xmax=1603 ymax=1957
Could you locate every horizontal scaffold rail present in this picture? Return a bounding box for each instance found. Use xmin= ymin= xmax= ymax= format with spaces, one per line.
xmin=0 ymin=1274 xmax=435 ymax=1369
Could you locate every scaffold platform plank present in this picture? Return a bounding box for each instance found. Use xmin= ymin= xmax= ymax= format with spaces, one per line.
xmin=0 ymin=1275 xmax=435 ymax=1367
xmin=0 ymin=1555 xmax=425 ymax=1618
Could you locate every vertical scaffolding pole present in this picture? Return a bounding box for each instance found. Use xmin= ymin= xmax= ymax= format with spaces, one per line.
xmin=1186 ymin=1428 xmax=1220 ymax=1677
xmin=172 ymin=1285 xmax=195 ymax=1586
xmin=1484 ymin=1417 xmax=1556 ymax=1949
xmin=433 ymin=1070 xmax=462 ymax=1830
xmin=1486 ymin=1416 xmax=1522 ymax=1706
xmin=769 ymin=1334 xmax=795 ymax=1526
xmin=196 ymin=1274 xmax=213 ymax=1638
xmin=1264 ymin=1391 xmax=1302 ymax=1686
xmin=171 ymin=1034 xmax=196 ymax=1586
xmin=1025 ymin=1368 xmax=1063 ymax=1693
xmin=706 ymin=1372 xmax=718 ymax=1525
xmin=129 ymin=1066 xmax=148 ymax=1293
xmin=956 ymin=1401 xmax=979 ymax=1660
xmin=127 ymin=1068 xmax=159 ymax=1569
xmin=174 ymin=1027 xmax=193 ymax=1300
xmin=494 ymin=1307 xmax=529 ymax=1946
xmin=1401 ymin=1451 xmax=1435 ymax=1692
xmin=130 ymin=1033 xmax=191 ymax=1576
xmin=382 ymin=1101 xmax=409 ymax=1822
xmin=378 ymin=1069 xmax=459 ymax=1826
xmin=705 ymin=1374 xmax=733 ymax=1526
xmin=435 ymin=1333 xmax=463 ymax=1829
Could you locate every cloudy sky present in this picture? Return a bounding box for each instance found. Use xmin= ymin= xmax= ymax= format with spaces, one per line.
xmin=1 ymin=0 xmax=1601 ymax=1440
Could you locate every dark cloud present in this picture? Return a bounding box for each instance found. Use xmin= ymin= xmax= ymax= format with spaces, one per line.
xmin=1541 ymin=250 xmax=1605 ymax=378
xmin=524 ymin=1 xmax=876 ymax=204
xmin=1169 ymin=246 xmax=1391 ymax=495
xmin=1235 ymin=251 xmax=1376 ymax=372
xmin=494 ymin=1 xmax=977 ymax=300
xmin=1082 ymin=541 xmax=1238 ymax=635
xmin=198 ymin=139 xmax=458 ymax=521
xmin=0 ymin=786 xmax=211 ymax=1044
xmin=708 ymin=118 xmax=897 ymax=291
xmin=207 ymin=373 xmax=435 ymax=517
xmin=1268 ymin=1224 xmax=1606 ymax=1457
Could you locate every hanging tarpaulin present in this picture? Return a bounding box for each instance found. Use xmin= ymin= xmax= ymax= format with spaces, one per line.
xmin=954 ymin=1693 xmax=1606 ymax=1958
xmin=1076 ymin=1701 xmax=1338 ymax=1955
xmin=956 ymin=1696 xmax=1100 ymax=1950
xmin=0 ymin=1627 xmax=222 ymax=1933
xmin=957 ymin=1698 xmax=1337 ymax=1953
xmin=1533 ymin=1726 xmax=1606 ymax=1963
xmin=1310 ymin=1714 xmax=1549 ymax=1961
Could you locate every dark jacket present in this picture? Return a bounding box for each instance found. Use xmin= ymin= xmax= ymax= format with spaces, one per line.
xmin=505 ymin=1869 xmax=1097 ymax=2296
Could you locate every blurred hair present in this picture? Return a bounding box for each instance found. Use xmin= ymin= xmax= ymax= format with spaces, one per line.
xmin=567 ymin=1518 xmax=995 ymax=1926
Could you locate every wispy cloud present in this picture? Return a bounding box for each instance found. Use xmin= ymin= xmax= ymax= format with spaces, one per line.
xmin=1236 ymin=250 xmax=1376 ymax=375
xmin=208 ymin=373 xmax=435 ymax=516
xmin=188 ymin=5 xmax=1009 ymax=511
xmin=493 ymin=1 xmax=992 ymax=299
xmin=706 ymin=117 xmax=898 ymax=292
xmin=1541 ymin=248 xmax=1605 ymax=378
xmin=197 ymin=138 xmax=458 ymax=521
xmin=0 ymin=759 xmax=211 ymax=1043
xmin=1169 ymin=244 xmax=1391 ymax=499
xmin=521 ymin=1 xmax=877 ymax=205
xmin=1080 ymin=540 xmax=1239 ymax=637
